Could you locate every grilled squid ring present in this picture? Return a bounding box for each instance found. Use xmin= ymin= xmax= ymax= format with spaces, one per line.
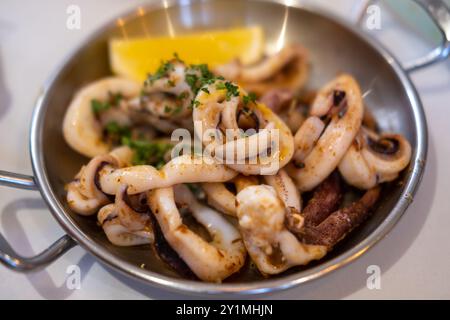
xmin=127 ymin=99 xmax=194 ymax=134
xmin=287 ymin=74 xmax=364 ymax=191
xmin=264 ymin=169 xmax=303 ymax=231
xmin=96 ymin=154 xmax=237 ymax=195
xmin=66 ymin=154 xmax=117 ymax=216
xmin=148 ymin=185 xmax=246 ymax=282
xmin=66 ymin=146 xmax=134 ymax=215
xmin=201 ymin=175 xmax=259 ymax=217
xmin=115 ymin=185 xmax=150 ymax=231
xmin=63 ymin=77 xmax=141 ymax=158
xmin=193 ymin=80 xmax=294 ymax=175
xmin=66 ymin=180 xmax=106 ymax=216
xmin=292 ymin=116 xmax=325 ymax=164
xmin=338 ymin=127 xmax=412 ymax=189
xmin=215 ymin=44 xmax=309 ymax=96
xmin=201 ymin=169 xmax=300 ymax=220
xmin=236 ymin=185 xmax=326 ymax=275
xmin=98 ymin=204 xmax=154 ymax=247
xmin=140 ymin=60 xmax=194 ymax=120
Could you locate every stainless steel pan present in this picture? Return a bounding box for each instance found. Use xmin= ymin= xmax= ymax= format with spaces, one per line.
xmin=0 ymin=0 xmax=448 ymax=295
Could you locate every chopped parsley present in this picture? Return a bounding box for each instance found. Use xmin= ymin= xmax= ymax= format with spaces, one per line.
xmin=177 ymin=91 xmax=189 ymax=100
xmin=164 ymin=105 xmax=172 ymax=113
xmin=105 ymin=121 xmax=130 ymax=136
xmin=173 ymin=105 xmax=183 ymax=114
xmin=215 ymin=82 xmax=226 ymax=90
xmin=109 ymin=92 xmax=123 ymax=106
xmin=243 ymin=92 xmax=257 ymax=106
xmin=216 ymin=81 xmax=240 ymax=101
xmin=192 ymin=100 xmax=201 ymax=108
xmin=183 ymin=63 xmax=216 ymax=107
xmin=91 ymin=92 xmax=123 ymax=115
xmin=145 ymin=60 xmax=175 ymax=85
xmin=185 ymin=73 xmax=199 ymax=92
xmin=163 ymin=104 xmax=182 ymax=115
xmin=145 ymin=54 xmax=240 ymax=109
xmin=91 ymin=99 xmax=110 ymax=114
xmin=121 ymin=136 xmax=173 ymax=168
xmin=103 ymin=121 xmax=131 ymax=145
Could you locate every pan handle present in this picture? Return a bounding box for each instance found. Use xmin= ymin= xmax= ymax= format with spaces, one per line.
xmin=357 ymin=0 xmax=450 ymax=72
xmin=0 ymin=170 xmax=77 ymax=272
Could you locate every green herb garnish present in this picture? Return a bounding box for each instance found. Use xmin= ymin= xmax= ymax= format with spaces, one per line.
xmin=192 ymin=100 xmax=201 ymax=108
xmin=145 ymin=60 xmax=174 ymax=85
xmin=215 ymin=82 xmax=226 ymax=90
xmin=224 ymin=82 xmax=240 ymax=100
xmin=215 ymin=81 xmax=240 ymax=101
xmin=104 ymin=121 xmax=131 ymax=145
xmin=173 ymin=105 xmax=183 ymax=114
xmin=185 ymin=73 xmax=199 ymax=92
xmin=243 ymin=92 xmax=257 ymax=106
xmin=91 ymin=99 xmax=110 ymax=114
xmin=177 ymin=91 xmax=189 ymax=100
xmin=108 ymin=91 xmax=123 ymax=106
xmin=122 ymin=137 xmax=173 ymax=167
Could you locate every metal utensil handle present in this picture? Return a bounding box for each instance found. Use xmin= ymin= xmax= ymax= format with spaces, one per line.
xmin=357 ymin=0 xmax=450 ymax=72
xmin=0 ymin=170 xmax=77 ymax=272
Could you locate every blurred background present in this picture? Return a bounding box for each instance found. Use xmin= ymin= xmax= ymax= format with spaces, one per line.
xmin=0 ymin=0 xmax=449 ymax=299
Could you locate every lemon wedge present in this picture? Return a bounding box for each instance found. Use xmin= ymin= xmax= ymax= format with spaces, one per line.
xmin=109 ymin=26 xmax=264 ymax=81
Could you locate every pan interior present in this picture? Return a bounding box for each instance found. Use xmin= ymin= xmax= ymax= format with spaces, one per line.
xmin=38 ymin=0 xmax=420 ymax=284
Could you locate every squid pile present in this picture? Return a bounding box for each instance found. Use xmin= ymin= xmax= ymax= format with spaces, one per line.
xmin=63 ymin=46 xmax=412 ymax=282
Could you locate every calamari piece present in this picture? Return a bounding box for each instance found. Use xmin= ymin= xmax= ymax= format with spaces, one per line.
xmin=98 ymin=204 xmax=153 ymax=247
xmin=287 ymin=74 xmax=364 ymax=191
xmin=193 ymin=80 xmax=294 ymax=175
xmin=338 ymin=127 xmax=412 ymax=189
xmin=140 ymin=61 xmax=194 ymax=119
xmin=66 ymin=153 xmax=117 ymax=215
xmin=292 ymin=116 xmax=325 ymax=164
xmin=201 ymin=182 xmax=236 ymax=216
xmin=115 ymin=185 xmax=150 ymax=231
xmin=66 ymin=180 xmax=105 ymax=216
xmin=201 ymin=175 xmax=259 ymax=217
xmin=148 ymin=185 xmax=246 ymax=282
xmin=77 ymin=154 xmax=118 ymax=200
xmin=128 ymin=96 xmax=192 ymax=134
xmin=215 ymin=44 xmax=309 ymax=96
xmin=236 ymin=185 xmax=327 ymax=275
xmin=67 ymin=147 xmax=134 ymax=215
xmin=109 ymin=145 xmax=134 ymax=168
xmin=97 ymin=154 xmax=238 ymax=195
xmin=63 ymin=77 xmax=141 ymax=158
xmin=233 ymin=175 xmax=260 ymax=192
xmin=264 ymin=169 xmax=303 ymax=231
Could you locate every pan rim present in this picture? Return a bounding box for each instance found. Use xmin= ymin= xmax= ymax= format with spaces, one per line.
xmin=28 ymin=0 xmax=428 ymax=296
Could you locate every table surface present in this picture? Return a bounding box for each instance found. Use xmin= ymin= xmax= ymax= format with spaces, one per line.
xmin=0 ymin=0 xmax=449 ymax=299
